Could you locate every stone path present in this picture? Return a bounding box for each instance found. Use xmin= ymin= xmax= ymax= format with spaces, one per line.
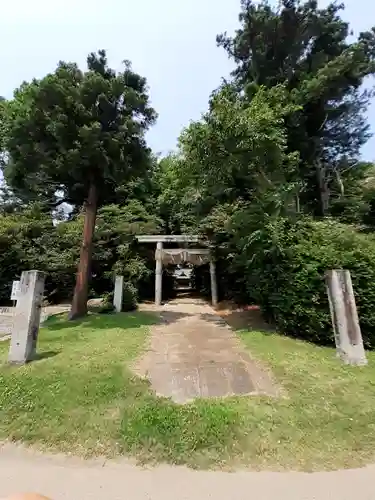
xmin=135 ymin=298 xmax=276 ymax=403
xmin=1 ymin=444 xmax=375 ymax=500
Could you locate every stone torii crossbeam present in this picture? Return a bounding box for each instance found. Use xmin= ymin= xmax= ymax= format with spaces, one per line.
xmin=136 ymin=235 xmax=218 ymax=307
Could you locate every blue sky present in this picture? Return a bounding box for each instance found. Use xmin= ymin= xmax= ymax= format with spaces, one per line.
xmin=1 ymin=0 xmax=374 ymax=160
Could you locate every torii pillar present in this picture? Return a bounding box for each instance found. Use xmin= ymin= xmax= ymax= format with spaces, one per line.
xmin=155 ymin=241 xmax=163 ymax=306
xmin=210 ymin=260 xmax=218 ymax=308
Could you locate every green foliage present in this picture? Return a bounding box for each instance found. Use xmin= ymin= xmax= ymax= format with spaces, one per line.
xmin=0 ymin=49 xmax=157 ymax=317
xmin=217 ymin=0 xmax=375 ymax=215
xmin=122 ymin=282 xmax=138 ymax=312
xmin=180 ymin=84 xmax=300 ymax=209
xmin=236 ymin=216 xmax=375 ymax=349
xmin=153 ymin=154 xmax=196 ymax=233
xmin=152 ymin=2 xmax=375 ymax=350
xmin=1 ymin=50 xmax=156 ymax=208
xmin=157 ymin=84 xmax=301 ymax=236
xmin=0 ymin=205 xmax=81 ymax=304
xmin=93 ymin=201 xmax=162 ymax=300
xmin=0 ymin=199 xmax=161 ymax=305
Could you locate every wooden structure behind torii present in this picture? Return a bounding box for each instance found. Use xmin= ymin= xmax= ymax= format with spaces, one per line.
xmin=136 ymin=235 xmax=218 ymax=307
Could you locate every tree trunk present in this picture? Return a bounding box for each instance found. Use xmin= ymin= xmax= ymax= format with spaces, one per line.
xmin=316 ymin=160 xmax=330 ymax=216
xmin=295 ymin=192 xmax=300 ymax=214
xmin=69 ymin=181 xmax=98 ymax=320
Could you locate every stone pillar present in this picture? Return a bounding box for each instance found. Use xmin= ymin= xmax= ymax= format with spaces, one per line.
xmin=155 ymin=241 xmax=163 ymax=306
xmin=210 ymin=260 xmax=218 ymax=308
xmin=326 ymin=269 xmax=367 ymax=366
xmin=113 ymin=275 xmax=124 ymax=313
xmin=8 ymin=270 xmax=45 ymax=364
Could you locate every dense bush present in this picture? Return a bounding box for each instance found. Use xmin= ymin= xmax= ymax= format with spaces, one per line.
xmin=0 ymin=201 xmax=161 ymax=306
xmin=0 ymin=207 xmax=81 ymax=304
xmin=236 ymin=217 xmax=375 ymax=349
xmin=122 ymin=282 xmax=138 ymax=311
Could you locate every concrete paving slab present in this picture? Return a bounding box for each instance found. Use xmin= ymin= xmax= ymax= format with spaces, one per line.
xmin=135 ymin=298 xmax=276 ymax=403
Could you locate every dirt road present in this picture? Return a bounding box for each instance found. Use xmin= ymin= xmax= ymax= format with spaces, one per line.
xmin=1 ymin=445 xmax=374 ymax=500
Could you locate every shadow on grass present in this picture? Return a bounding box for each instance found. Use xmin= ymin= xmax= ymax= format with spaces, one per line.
xmin=217 ymin=307 xmax=275 ymax=334
xmin=43 ymin=310 xmax=159 ymax=332
xmin=32 ymin=350 xmax=60 ymax=362
xmin=223 ymin=307 xmax=338 ymax=351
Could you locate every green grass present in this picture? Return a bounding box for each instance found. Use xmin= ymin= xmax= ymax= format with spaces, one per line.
xmin=1 ymin=312 xmax=375 ymax=471
xmin=238 ymin=330 xmax=375 ymax=470
xmin=0 ymin=312 xmax=156 ymax=457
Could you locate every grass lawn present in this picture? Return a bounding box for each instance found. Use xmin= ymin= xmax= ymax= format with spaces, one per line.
xmin=1 ymin=311 xmax=375 ymax=471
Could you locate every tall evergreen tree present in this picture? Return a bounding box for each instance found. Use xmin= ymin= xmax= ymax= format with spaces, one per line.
xmin=1 ymin=50 xmax=156 ymax=318
xmin=217 ymin=0 xmax=375 ymax=215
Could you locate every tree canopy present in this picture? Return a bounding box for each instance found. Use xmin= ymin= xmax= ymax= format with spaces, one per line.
xmin=217 ymin=0 xmax=375 ymax=215
xmin=1 ymin=50 xmax=156 ymax=318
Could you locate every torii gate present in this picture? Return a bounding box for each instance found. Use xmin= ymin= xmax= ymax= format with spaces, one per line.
xmin=136 ymin=235 xmax=218 ymax=307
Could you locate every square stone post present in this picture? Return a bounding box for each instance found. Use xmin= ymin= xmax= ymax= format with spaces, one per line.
xmin=210 ymin=260 xmax=218 ymax=308
xmin=113 ymin=275 xmax=124 ymax=313
xmin=8 ymin=270 xmax=45 ymax=364
xmin=326 ymin=269 xmax=367 ymax=366
xmin=155 ymin=241 xmax=163 ymax=306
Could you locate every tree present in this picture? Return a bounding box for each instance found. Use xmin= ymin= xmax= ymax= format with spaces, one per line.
xmin=93 ymin=201 xmax=162 ymax=300
xmin=177 ymin=84 xmax=300 ymax=221
xmin=0 ymin=204 xmax=81 ymax=304
xmin=152 ymin=84 xmax=301 ymax=303
xmin=152 ymin=154 xmax=196 ymax=234
xmin=217 ymin=0 xmax=375 ymax=215
xmin=1 ymin=50 xmax=156 ymax=318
